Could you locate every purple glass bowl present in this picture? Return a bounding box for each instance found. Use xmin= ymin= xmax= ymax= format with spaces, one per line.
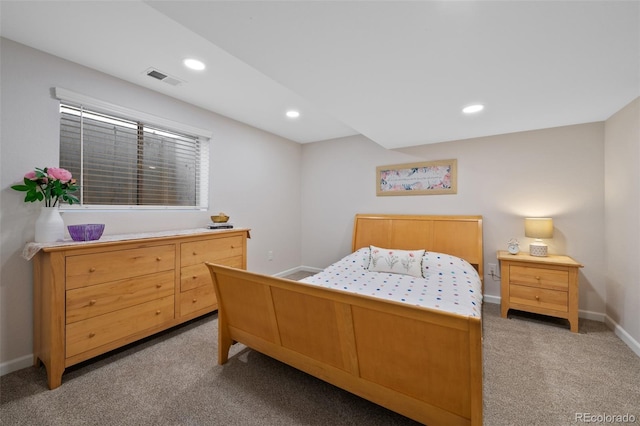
xmin=67 ymin=224 xmax=105 ymax=241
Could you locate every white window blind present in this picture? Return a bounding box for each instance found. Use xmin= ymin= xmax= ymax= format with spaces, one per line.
xmin=57 ymin=90 xmax=210 ymax=210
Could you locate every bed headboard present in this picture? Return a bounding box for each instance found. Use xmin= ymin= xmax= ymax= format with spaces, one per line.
xmin=352 ymin=214 xmax=483 ymax=277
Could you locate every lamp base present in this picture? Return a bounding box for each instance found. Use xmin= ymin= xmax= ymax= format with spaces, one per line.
xmin=529 ymin=242 xmax=548 ymax=257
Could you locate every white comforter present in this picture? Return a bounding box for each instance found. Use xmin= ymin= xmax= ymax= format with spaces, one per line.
xmin=300 ymin=247 xmax=482 ymax=317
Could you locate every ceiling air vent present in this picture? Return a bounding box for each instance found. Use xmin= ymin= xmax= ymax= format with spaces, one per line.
xmin=144 ymin=68 xmax=184 ymax=86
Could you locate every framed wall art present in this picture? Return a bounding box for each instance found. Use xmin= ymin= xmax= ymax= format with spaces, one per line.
xmin=376 ymin=159 xmax=457 ymax=196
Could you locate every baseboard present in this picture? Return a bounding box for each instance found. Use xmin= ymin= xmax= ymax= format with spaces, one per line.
xmin=605 ymin=315 xmax=640 ymax=358
xmin=485 ymin=295 xmax=638 ymax=358
xmin=482 ymin=295 xmax=606 ymax=321
xmin=273 ymin=265 xmax=322 ymax=278
xmin=578 ymin=308 xmax=606 ymax=322
xmin=0 ymin=354 xmax=32 ymax=377
xmin=4 ymin=282 xmax=634 ymax=378
xmin=483 ymin=295 xmax=500 ymax=305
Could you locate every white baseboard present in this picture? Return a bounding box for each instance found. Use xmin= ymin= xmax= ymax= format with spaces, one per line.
xmin=483 ymin=295 xmax=501 ymax=305
xmin=605 ymin=315 xmax=640 ymax=358
xmin=4 ymin=282 xmax=635 ymax=378
xmin=484 ymin=295 xmax=638 ymax=358
xmin=273 ymin=265 xmax=322 ymax=277
xmin=0 ymin=354 xmax=32 ymax=377
xmin=483 ymin=295 xmax=606 ymax=321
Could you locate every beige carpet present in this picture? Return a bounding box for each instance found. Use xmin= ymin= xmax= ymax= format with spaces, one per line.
xmin=1 ymin=301 xmax=638 ymax=425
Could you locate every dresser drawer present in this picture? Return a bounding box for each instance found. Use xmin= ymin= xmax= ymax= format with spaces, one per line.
xmin=180 ymin=256 xmax=243 ymax=292
xmin=66 ymin=295 xmax=175 ymax=358
xmin=180 ymin=284 xmax=217 ymax=316
xmin=181 ymin=236 xmax=243 ymax=267
xmin=66 ymin=271 xmax=175 ymax=324
xmin=509 ymin=284 xmax=568 ymax=312
xmin=66 ymin=245 xmax=175 ymax=290
xmin=509 ymin=265 xmax=569 ymax=291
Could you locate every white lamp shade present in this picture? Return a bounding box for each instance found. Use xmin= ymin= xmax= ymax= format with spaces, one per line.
xmin=524 ymin=218 xmax=554 ymax=239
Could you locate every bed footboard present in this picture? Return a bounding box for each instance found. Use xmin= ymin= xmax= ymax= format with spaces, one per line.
xmin=207 ymin=263 xmax=482 ymax=426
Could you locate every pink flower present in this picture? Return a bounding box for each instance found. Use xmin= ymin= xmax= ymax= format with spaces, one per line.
xmin=12 ymin=166 xmax=79 ymax=207
xmin=47 ymin=167 xmax=73 ymax=183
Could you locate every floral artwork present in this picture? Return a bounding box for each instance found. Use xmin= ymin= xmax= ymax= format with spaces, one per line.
xmin=376 ymin=160 xmax=457 ymax=196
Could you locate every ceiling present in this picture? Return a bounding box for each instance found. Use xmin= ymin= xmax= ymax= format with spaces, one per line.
xmin=1 ymin=1 xmax=638 ymax=149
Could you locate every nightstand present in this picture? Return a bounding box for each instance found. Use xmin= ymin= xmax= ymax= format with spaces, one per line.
xmin=497 ymin=251 xmax=583 ymax=332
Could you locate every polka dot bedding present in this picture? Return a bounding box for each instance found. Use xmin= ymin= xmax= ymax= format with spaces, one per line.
xmin=299 ymin=247 xmax=483 ymax=317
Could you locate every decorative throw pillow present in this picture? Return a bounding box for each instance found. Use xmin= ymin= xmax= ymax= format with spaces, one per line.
xmin=368 ymin=245 xmax=425 ymax=277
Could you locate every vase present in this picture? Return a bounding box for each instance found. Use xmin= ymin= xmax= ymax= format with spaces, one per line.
xmin=35 ymin=206 xmax=65 ymax=243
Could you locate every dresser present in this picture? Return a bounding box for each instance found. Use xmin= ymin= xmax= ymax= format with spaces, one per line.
xmin=497 ymin=251 xmax=583 ymax=332
xmin=30 ymin=228 xmax=249 ymax=389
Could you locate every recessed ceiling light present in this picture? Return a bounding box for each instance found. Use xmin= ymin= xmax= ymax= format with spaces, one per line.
xmin=183 ymin=58 xmax=205 ymax=71
xmin=462 ymin=104 xmax=484 ymax=114
xmin=286 ymin=110 xmax=300 ymax=118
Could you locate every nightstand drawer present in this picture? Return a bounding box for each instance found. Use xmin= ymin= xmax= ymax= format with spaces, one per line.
xmin=510 ymin=284 xmax=568 ymax=312
xmin=509 ymin=265 xmax=569 ymax=291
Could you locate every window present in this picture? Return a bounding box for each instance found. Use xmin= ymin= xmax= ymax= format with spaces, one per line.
xmin=57 ymin=89 xmax=210 ymax=210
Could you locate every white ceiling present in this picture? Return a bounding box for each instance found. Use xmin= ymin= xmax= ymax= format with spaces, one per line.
xmin=1 ymin=1 xmax=638 ymax=149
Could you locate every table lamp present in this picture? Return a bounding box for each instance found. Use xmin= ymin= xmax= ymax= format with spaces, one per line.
xmin=525 ymin=217 xmax=553 ymax=257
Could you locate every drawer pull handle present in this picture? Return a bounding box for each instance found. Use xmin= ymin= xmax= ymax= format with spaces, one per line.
xmin=192 ymin=299 xmax=197 ymax=303
xmin=193 ymin=252 xmax=198 ymax=256
xmin=156 ymin=310 xmax=161 ymax=315
xmin=156 ymin=284 xmax=162 ymax=288
xmin=89 ymin=332 xmax=96 ymax=338
xmin=535 ymin=276 xmax=541 ymax=280
xmin=89 ymin=267 xmax=96 ymax=273
xmin=89 ymin=299 xmax=96 ymax=305
xmin=535 ymin=295 xmax=540 ymax=301
xmin=156 ymin=257 xmax=161 ymax=261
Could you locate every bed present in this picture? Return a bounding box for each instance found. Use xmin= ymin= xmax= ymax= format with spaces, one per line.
xmin=206 ymin=214 xmax=483 ymax=425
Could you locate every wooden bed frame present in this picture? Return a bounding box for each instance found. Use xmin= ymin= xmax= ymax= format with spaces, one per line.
xmin=206 ymin=214 xmax=483 ymax=426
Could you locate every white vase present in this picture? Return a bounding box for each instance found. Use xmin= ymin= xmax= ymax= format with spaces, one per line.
xmin=35 ymin=206 xmax=65 ymax=243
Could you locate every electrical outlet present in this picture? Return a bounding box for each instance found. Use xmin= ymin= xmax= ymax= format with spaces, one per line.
xmin=488 ymin=263 xmax=498 ymax=279
xmin=268 ymin=250 xmax=273 ymax=261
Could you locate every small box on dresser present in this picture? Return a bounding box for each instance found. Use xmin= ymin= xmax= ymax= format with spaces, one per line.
xmin=497 ymin=250 xmax=583 ymax=332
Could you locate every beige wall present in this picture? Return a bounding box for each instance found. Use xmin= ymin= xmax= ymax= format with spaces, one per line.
xmin=604 ymin=97 xmax=640 ymax=349
xmin=301 ymin=124 xmax=607 ymax=316
xmin=0 ymin=39 xmax=304 ymax=372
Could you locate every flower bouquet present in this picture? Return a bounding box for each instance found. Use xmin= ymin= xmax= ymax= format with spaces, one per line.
xmin=11 ymin=167 xmax=79 ymax=207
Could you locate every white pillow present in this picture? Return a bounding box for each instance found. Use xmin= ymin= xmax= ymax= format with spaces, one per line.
xmin=368 ymin=245 xmax=425 ymax=278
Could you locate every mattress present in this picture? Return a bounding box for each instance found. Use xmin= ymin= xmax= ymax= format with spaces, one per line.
xmin=300 ymin=247 xmax=482 ymax=317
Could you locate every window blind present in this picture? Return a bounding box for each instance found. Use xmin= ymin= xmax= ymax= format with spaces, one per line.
xmin=59 ymin=103 xmax=209 ymax=209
